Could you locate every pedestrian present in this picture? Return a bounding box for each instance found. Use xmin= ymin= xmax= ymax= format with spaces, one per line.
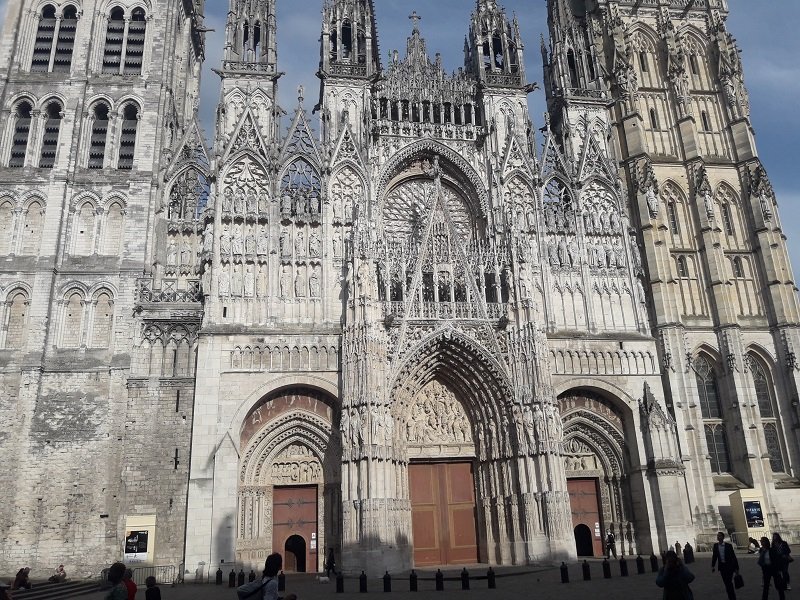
xmin=105 ymin=563 xmax=128 ymax=600
xmin=48 ymin=565 xmax=67 ymax=583
xmin=605 ymin=529 xmax=617 ymax=559
xmin=236 ymin=553 xmax=281 ymax=600
xmin=712 ymin=531 xmax=740 ymax=600
xmin=11 ymin=568 xmax=31 ymax=590
xmin=656 ymin=550 xmax=695 ymax=600
xmin=123 ymin=568 xmax=137 ymax=600
xmin=758 ymin=537 xmax=787 ymax=600
xmin=144 ymin=576 xmax=161 ymax=600
xmin=324 ymin=548 xmax=336 ymax=578
xmin=772 ymin=533 xmax=792 ymax=591
xmin=675 ymin=541 xmax=683 ymax=555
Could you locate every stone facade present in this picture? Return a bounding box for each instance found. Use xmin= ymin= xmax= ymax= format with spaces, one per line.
xmin=0 ymin=0 xmax=798 ymax=579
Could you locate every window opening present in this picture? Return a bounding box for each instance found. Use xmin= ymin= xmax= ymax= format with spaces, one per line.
xmin=764 ymin=424 xmax=785 ymax=473
xmin=732 ymin=257 xmax=744 ymax=279
xmin=701 ymin=111 xmax=712 ymax=132
xmin=10 ymin=102 xmax=33 ymax=168
xmin=640 ymin=51 xmax=649 ymax=73
xmin=31 ymin=5 xmax=57 ymax=72
xmin=123 ymin=8 xmax=147 ymax=74
xmin=677 ymin=256 xmax=688 ymax=278
xmin=667 ymin=202 xmax=680 ymax=235
xmin=118 ymin=103 xmax=138 ymax=170
xmin=39 ymin=101 xmax=62 ymax=169
xmin=102 ymin=7 xmax=125 ymax=73
xmin=705 ymin=424 xmax=731 ymax=474
xmin=695 ymin=356 xmax=722 ymax=419
xmin=567 ymin=49 xmax=579 ymax=88
xmin=721 ymin=204 xmax=734 ymax=236
xmin=649 ymin=108 xmax=659 ymax=129
xmin=53 ymin=5 xmax=78 ymax=72
xmin=89 ymin=103 xmax=110 ymax=169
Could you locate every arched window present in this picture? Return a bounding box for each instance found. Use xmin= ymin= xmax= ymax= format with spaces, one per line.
xmin=89 ymin=102 xmax=110 ymax=169
xmin=667 ymin=202 xmax=680 ymax=235
xmin=732 ymin=256 xmax=744 ymax=279
xmin=751 ymin=360 xmax=774 ymax=418
xmin=53 ymin=5 xmax=78 ymax=72
xmin=689 ymin=54 xmax=699 ymax=76
xmin=31 ymin=5 xmax=57 ymax=72
xmin=102 ymin=7 xmax=125 ymax=73
xmin=21 ymin=201 xmax=44 ymax=255
xmin=124 ymin=8 xmax=147 ymax=74
xmin=253 ymin=21 xmax=261 ymax=59
xmin=9 ymin=101 xmax=33 ymax=168
xmin=567 ymin=49 xmax=579 ymax=88
xmin=492 ymin=31 xmax=504 ymax=69
xmin=640 ymin=51 xmax=649 ymax=73
xmin=74 ymin=202 xmax=96 ymax=255
xmin=102 ymin=202 xmax=124 ymax=255
xmin=677 ymin=255 xmax=689 ymax=278
xmin=4 ymin=290 xmax=29 ymax=349
xmin=763 ymin=424 xmax=785 ymax=473
xmin=649 ymin=108 xmax=659 ymax=129
xmin=91 ymin=291 xmax=114 ymax=348
xmin=0 ymin=200 xmax=14 ymax=254
xmin=118 ymin=103 xmax=138 ymax=169
xmin=701 ymin=111 xmax=712 ymax=132
xmin=39 ymin=101 xmax=63 ymax=168
xmin=341 ymin=21 xmax=352 ymax=58
xmin=721 ymin=203 xmax=734 ymax=236
xmin=694 ymin=356 xmax=722 ymax=419
xmin=62 ymin=291 xmax=84 ymax=347
xmin=705 ymin=423 xmax=731 ymax=474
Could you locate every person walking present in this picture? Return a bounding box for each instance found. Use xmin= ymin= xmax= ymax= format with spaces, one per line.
xmin=759 ymin=537 xmax=787 ymax=600
xmin=236 ymin=553 xmax=281 ymax=600
xmin=605 ymin=529 xmax=617 ymax=559
xmin=105 ymin=563 xmax=128 ymax=600
xmin=122 ymin=569 xmax=137 ymax=600
xmin=656 ymin=550 xmax=696 ymax=600
xmin=772 ymin=533 xmax=792 ymax=591
xmin=324 ymin=548 xmax=336 ymax=578
xmin=712 ymin=531 xmax=740 ymax=600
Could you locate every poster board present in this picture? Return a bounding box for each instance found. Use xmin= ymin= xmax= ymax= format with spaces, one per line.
xmin=123 ymin=515 xmax=157 ymax=564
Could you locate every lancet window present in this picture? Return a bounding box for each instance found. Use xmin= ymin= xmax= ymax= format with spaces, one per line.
xmin=9 ymin=101 xmax=33 ymax=168
xmin=88 ymin=102 xmax=110 ymax=169
xmin=103 ymin=7 xmax=147 ymax=75
xmin=117 ymin=103 xmax=139 ymax=170
xmin=694 ymin=355 xmax=731 ymax=475
xmin=32 ymin=4 xmax=78 ymax=73
xmin=39 ymin=101 xmax=63 ymax=168
xmin=3 ymin=290 xmax=30 ymax=349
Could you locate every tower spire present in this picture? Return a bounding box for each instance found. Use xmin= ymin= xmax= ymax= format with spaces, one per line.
xmin=320 ymin=0 xmax=381 ymax=78
xmin=467 ymin=0 xmax=526 ymax=87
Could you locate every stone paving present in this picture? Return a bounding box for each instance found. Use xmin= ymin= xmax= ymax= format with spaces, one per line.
xmin=72 ymin=552 xmax=792 ymax=600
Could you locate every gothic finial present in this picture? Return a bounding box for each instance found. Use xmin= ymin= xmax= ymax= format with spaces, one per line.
xmin=409 ymin=11 xmax=422 ymax=32
xmin=297 ymin=85 xmax=304 ymax=105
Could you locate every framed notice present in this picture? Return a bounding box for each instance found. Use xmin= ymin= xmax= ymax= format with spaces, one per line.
xmin=743 ymin=501 xmax=764 ymax=528
xmin=124 ymin=530 xmax=149 ymax=562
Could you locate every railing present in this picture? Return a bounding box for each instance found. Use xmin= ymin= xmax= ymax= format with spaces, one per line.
xmin=136 ymin=279 xmax=203 ymax=304
xmin=132 ymin=565 xmax=177 ymax=585
xmin=382 ymin=300 xmax=507 ymax=321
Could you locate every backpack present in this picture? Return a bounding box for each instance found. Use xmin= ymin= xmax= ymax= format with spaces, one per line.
xmin=236 ymin=577 xmax=272 ymax=600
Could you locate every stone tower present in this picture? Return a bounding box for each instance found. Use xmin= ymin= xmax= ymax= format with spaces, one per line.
xmin=0 ymin=0 xmax=206 ymax=572
xmin=543 ymin=0 xmax=800 ymax=538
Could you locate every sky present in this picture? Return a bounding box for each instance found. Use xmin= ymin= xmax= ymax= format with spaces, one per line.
xmin=0 ymin=0 xmax=798 ymax=269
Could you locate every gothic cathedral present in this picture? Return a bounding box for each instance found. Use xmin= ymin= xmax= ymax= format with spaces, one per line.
xmin=0 ymin=0 xmax=798 ymax=577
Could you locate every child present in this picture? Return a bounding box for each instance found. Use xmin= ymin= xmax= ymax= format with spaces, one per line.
xmin=145 ymin=576 xmax=161 ymax=600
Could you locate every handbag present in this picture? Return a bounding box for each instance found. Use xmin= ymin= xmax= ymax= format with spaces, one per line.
xmin=237 ymin=577 xmax=271 ymax=600
xmin=733 ymin=573 xmax=744 ymax=589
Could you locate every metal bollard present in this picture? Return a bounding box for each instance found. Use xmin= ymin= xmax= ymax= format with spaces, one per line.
xmin=228 ymin=569 xmax=236 ymax=587
xmin=383 ymin=571 xmax=391 ymax=593
xmin=582 ymin=560 xmax=591 ymax=581
xmin=649 ymin=554 xmax=659 ymax=573
xmin=461 ymin=568 xmax=470 ymax=590
xmin=359 ymin=571 xmax=368 ymax=593
xmin=435 ymin=569 xmax=444 ymax=591
xmin=278 ymin=571 xmax=286 ymax=592
xmin=602 ymin=559 xmax=611 ymax=579
xmin=249 ymin=570 xmax=256 ymax=582
xmin=619 ymin=557 xmax=628 ymax=577
xmin=216 ymin=568 xmax=223 ymax=585
xmin=237 ymin=569 xmax=245 ymax=586
xmin=487 ymin=567 xmax=496 ymax=589
xmin=636 ymin=555 xmax=645 ymax=575
xmin=410 ymin=570 xmax=418 ymax=592
xmin=560 ymin=562 xmax=569 ymax=584
xmin=336 ymin=572 xmax=344 ymax=593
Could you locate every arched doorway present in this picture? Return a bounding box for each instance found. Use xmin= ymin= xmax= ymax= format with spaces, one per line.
xmin=574 ymin=524 xmax=594 ymax=557
xmin=560 ymin=389 xmax=637 ymax=557
xmin=236 ymin=387 xmax=340 ymax=574
xmin=284 ymin=535 xmax=307 ymax=572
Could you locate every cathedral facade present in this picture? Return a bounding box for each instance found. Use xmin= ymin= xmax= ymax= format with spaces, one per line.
xmin=1 ymin=0 xmax=799 ymax=577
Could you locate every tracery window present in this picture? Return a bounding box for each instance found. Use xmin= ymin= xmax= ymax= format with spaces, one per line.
xmin=117 ymin=103 xmax=139 ymax=170
xmin=751 ymin=360 xmax=774 ymax=418
xmin=667 ymin=202 xmax=680 ymax=235
xmin=9 ymin=101 xmax=33 ymax=168
xmin=694 ymin=355 xmax=722 ymax=419
xmin=4 ymin=290 xmax=30 ymax=349
xmin=39 ymin=100 xmax=63 ymax=168
xmin=88 ymin=102 xmax=110 ymax=169
xmin=763 ymin=424 xmax=785 ymax=473
xmin=705 ymin=423 xmax=731 ymax=474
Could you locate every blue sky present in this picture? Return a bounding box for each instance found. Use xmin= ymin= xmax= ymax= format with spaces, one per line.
xmin=0 ymin=1 xmax=798 ymax=271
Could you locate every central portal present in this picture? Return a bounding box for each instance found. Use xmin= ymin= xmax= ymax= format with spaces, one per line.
xmin=409 ymin=462 xmax=479 ymax=566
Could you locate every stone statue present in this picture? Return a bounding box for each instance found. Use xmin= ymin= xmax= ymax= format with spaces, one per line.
xmin=222 ymin=188 xmax=233 ymax=213
xmin=280 ymin=265 xmax=292 ymax=298
xmin=280 ymin=227 xmax=291 ymax=257
xmin=202 ymin=224 xmax=214 ymax=253
xmin=257 ymin=225 xmax=269 ymax=255
xmin=245 ymin=230 xmax=256 ymax=255
xmin=231 ymin=265 xmax=243 ymax=296
xmin=309 ymin=267 xmax=321 ymax=298
xmin=309 ymin=229 xmax=322 ymax=258
xmin=333 ymin=230 xmax=342 ymax=258
xmin=220 ymin=226 xmax=231 ymax=258
xmin=181 ymin=240 xmax=193 ymax=266
xmin=294 ymin=229 xmax=305 ymax=257
xmin=218 ymin=267 xmax=230 ymax=296
xmin=166 ymin=240 xmax=178 ymax=266
xmin=281 ymin=192 xmax=292 ymax=215
xmin=256 ymin=266 xmax=267 ymax=297
xmin=295 ymin=267 xmax=307 ymax=297
xmin=232 ymin=225 xmax=244 ymax=255
xmin=244 ymin=265 xmax=255 ymax=297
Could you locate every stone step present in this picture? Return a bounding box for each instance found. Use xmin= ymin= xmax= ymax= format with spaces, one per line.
xmin=11 ymin=581 xmax=100 ymax=600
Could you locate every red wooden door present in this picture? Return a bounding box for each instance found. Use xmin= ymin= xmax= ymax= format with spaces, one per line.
xmin=567 ymin=478 xmax=603 ymax=557
xmin=409 ymin=462 xmax=479 ymax=566
xmin=272 ymin=486 xmax=318 ymax=572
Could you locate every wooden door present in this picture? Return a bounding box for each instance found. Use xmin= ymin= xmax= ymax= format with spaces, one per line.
xmin=567 ymin=478 xmax=603 ymax=557
xmin=272 ymin=486 xmax=318 ymax=572
xmin=409 ymin=462 xmax=479 ymax=566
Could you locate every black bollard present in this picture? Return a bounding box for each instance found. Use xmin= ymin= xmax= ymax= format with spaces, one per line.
xmin=383 ymin=571 xmax=391 ymax=593
xmin=649 ymin=554 xmax=659 ymax=573
xmin=216 ymin=568 xmax=223 ymax=585
xmin=560 ymin=562 xmax=569 ymax=584
xmin=410 ymin=570 xmax=418 ymax=592
xmin=336 ymin=572 xmax=344 ymax=593
xmin=249 ymin=570 xmax=256 ymax=582
xmin=619 ymin=557 xmax=628 ymax=577
xmin=487 ymin=567 xmax=496 ymax=589
xmin=228 ymin=569 xmax=236 ymax=588
xmin=278 ymin=571 xmax=286 ymax=592
xmin=237 ymin=569 xmax=245 ymax=586
xmin=582 ymin=560 xmax=591 ymax=581
xmin=461 ymin=568 xmax=470 ymax=590
xmin=435 ymin=569 xmax=444 ymax=591
xmin=602 ymin=559 xmax=611 ymax=579
xmin=636 ymin=555 xmax=645 ymax=575
xmin=359 ymin=571 xmax=368 ymax=593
